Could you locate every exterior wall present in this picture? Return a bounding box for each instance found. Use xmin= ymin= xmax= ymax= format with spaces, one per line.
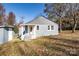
xmin=28 ymin=25 xmax=36 ymax=39
xmin=35 ymin=24 xmax=58 ymax=38
xmin=8 ymin=28 xmax=13 ymax=41
xmin=4 ymin=28 xmax=8 ymax=42
xmin=0 ymin=27 xmax=13 ymax=44
xmin=0 ymin=28 xmax=4 ymax=44
xmin=19 ymin=24 xmax=58 ymax=40
xmin=19 ymin=26 xmax=25 ymax=40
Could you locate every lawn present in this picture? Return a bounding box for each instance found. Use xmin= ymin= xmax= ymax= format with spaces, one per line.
xmin=0 ymin=30 xmax=79 ymax=56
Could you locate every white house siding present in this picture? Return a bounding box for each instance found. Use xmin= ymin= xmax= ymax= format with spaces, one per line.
xmin=35 ymin=24 xmax=58 ymax=37
xmin=29 ymin=25 xmax=36 ymax=39
xmin=19 ymin=26 xmax=25 ymax=40
xmin=19 ymin=24 xmax=58 ymax=40
xmin=8 ymin=28 xmax=13 ymax=41
xmin=4 ymin=28 xmax=8 ymax=43
xmin=0 ymin=28 xmax=4 ymax=44
xmin=0 ymin=28 xmax=12 ymax=44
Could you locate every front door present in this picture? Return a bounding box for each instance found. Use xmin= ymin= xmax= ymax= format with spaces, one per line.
xmin=30 ymin=26 xmax=33 ymax=35
xmin=29 ymin=26 xmax=34 ymax=39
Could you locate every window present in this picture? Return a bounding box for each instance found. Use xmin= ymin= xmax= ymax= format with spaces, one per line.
xmin=48 ymin=26 xmax=50 ymax=30
xmin=51 ymin=26 xmax=53 ymax=30
xmin=37 ymin=26 xmax=39 ymax=30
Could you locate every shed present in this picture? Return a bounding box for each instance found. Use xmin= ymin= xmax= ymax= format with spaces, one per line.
xmin=0 ymin=25 xmax=13 ymax=44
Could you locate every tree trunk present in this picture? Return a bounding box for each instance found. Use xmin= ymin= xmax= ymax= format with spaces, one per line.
xmin=72 ymin=19 xmax=77 ymax=33
xmin=59 ymin=18 xmax=62 ymax=33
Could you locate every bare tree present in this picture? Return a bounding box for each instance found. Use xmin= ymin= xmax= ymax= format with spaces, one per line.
xmin=0 ymin=4 xmax=5 ymax=25
xmin=44 ymin=3 xmax=79 ymax=33
xmin=44 ymin=3 xmax=67 ymax=32
xmin=65 ymin=4 xmax=79 ymax=32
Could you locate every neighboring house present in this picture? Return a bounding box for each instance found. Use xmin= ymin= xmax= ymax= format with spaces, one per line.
xmin=19 ymin=16 xmax=59 ymax=40
xmin=0 ymin=25 xmax=13 ymax=44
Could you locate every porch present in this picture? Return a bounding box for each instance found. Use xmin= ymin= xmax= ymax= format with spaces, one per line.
xmin=23 ymin=25 xmax=36 ymax=40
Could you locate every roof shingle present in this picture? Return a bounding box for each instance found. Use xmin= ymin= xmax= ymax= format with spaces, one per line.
xmin=26 ymin=16 xmax=58 ymax=25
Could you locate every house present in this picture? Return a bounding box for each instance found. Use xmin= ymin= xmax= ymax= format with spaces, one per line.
xmin=0 ymin=25 xmax=13 ymax=44
xmin=19 ymin=16 xmax=59 ymax=40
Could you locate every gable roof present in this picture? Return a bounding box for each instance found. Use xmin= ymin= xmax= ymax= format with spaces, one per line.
xmin=25 ymin=16 xmax=58 ymax=25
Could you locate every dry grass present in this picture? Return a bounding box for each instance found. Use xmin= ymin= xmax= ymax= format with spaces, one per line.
xmin=59 ymin=30 xmax=79 ymax=39
xmin=0 ymin=30 xmax=79 ymax=56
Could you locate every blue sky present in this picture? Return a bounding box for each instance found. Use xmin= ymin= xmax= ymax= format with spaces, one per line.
xmin=2 ymin=3 xmax=45 ymax=23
